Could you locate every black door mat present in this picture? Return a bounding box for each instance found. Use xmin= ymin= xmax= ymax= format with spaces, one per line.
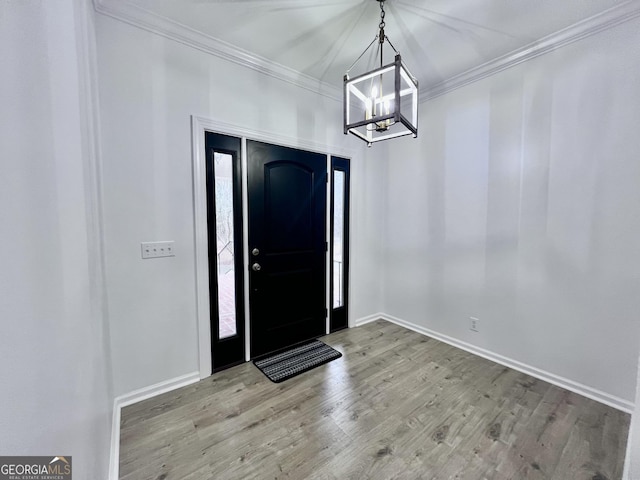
xmin=253 ymin=339 xmax=342 ymax=383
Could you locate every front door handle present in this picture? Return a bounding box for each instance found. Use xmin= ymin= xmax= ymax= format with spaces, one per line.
xmin=252 ymin=263 xmax=261 ymax=272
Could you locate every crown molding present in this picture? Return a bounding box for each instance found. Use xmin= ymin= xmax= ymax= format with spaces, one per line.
xmin=92 ymin=0 xmax=343 ymax=101
xmin=421 ymin=0 xmax=640 ymax=102
xmin=93 ymin=0 xmax=640 ymax=105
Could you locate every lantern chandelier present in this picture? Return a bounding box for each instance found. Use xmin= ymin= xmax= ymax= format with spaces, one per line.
xmin=344 ymin=0 xmax=419 ymax=146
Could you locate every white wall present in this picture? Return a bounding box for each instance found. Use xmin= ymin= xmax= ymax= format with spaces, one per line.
xmin=0 ymin=0 xmax=112 ymax=478
xmin=94 ymin=14 xmax=383 ymax=396
xmin=382 ymin=18 xmax=640 ymax=404
xmin=349 ymin=143 xmax=387 ymax=323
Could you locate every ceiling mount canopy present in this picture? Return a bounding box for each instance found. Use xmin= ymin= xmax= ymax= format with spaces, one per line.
xmin=344 ymin=0 xmax=418 ymax=147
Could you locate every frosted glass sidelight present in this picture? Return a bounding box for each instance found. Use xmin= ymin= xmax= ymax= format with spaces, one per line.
xmin=214 ymin=152 xmax=237 ymax=339
xmin=333 ymin=171 xmax=345 ymax=308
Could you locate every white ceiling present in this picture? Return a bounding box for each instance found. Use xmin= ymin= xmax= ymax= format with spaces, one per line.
xmin=107 ymin=0 xmax=630 ymax=90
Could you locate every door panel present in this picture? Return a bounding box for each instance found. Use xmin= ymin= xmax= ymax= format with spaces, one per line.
xmin=265 ymin=163 xmax=314 ymax=251
xmin=248 ymin=140 xmax=327 ymax=358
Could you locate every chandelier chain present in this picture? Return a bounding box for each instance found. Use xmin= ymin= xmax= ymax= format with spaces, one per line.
xmin=345 ymin=0 xmax=398 ymax=75
xmin=379 ymin=0 xmax=386 ymax=45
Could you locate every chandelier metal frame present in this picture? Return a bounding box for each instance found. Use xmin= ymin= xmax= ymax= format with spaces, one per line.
xmin=343 ymin=0 xmax=419 ymax=146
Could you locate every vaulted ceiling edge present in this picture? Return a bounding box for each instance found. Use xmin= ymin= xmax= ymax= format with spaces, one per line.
xmin=421 ymin=1 xmax=640 ymax=101
xmin=92 ymin=0 xmax=343 ymax=101
xmin=94 ymin=0 xmax=640 ymax=105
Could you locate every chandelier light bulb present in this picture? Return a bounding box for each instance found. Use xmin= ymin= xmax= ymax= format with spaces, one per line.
xmin=365 ymin=98 xmax=373 ymax=120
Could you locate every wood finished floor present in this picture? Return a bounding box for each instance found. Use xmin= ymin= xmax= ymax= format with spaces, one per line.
xmin=119 ymin=320 xmax=630 ymax=480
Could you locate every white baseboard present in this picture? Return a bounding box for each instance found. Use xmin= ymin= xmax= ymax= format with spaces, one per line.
xmin=371 ymin=313 xmax=634 ymax=414
xmin=108 ymin=400 xmax=122 ymax=480
xmin=108 ymin=371 xmax=200 ymax=480
xmin=623 ymin=426 xmax=632 ymax=480
xmin=353 ymin=313 xmax=385 ymax=327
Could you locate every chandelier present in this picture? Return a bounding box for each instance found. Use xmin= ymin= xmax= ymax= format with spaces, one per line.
xmin=343 ymin=0 xmax=419 ymax=146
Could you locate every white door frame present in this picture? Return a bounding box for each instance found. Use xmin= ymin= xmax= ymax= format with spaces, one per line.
xmin=191 ymin=115 xmax=355 ymax=379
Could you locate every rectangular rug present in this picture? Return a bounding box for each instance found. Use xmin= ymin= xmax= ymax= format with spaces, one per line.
xmin=253 ymin=339 xmax=342 ymax=383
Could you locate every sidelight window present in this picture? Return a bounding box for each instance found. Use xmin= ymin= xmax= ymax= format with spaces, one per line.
xmin=213 ymin=152 xmax=237 ymax=340
xmin=332 ymin=170 xmax=346 ymax=308
xmin=205 ymin=130 xmax=245 ymax=371
xmin=330 ymin=157 xmax=350 ymax=332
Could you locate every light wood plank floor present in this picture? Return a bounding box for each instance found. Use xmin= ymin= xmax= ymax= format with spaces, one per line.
xmin=119 ymin=320 xmax=630 ymax=480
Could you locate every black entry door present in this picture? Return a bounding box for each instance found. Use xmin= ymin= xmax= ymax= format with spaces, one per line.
xmin=247 ymin=140 xmax=327 ymax=358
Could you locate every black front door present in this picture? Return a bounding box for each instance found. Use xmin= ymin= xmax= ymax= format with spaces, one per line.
xmin=247 ymin=140 xmax=327 ymax=358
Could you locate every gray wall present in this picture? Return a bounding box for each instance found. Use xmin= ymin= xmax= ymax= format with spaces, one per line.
xmin=0 ymin=0 xmax=113 ymax=478
xmin=380 ymin=18 xmax=640 ymax=404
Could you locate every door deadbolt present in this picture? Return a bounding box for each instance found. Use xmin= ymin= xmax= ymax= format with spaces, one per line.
xmin=252 ymin=248 xmax=260 ymax=256
xmin=252 ymin=263 xmax=261 ymax=272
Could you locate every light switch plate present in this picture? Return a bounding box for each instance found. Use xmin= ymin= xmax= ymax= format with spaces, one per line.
xmin=141 ymin=241 xmax=175 ymax=259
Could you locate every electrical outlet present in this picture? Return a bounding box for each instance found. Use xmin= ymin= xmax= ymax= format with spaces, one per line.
xmin=470 ymin=316 xmax=479 ymax=332
xmin=141 ymin=241 xmax=175 ymax=259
